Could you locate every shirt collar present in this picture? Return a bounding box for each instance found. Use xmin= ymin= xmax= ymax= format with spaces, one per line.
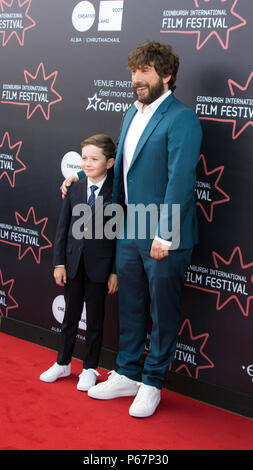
xmin=134 ymin=89 xmax=172 ymax=113
xmin=87 ymin=174 xmax=107 ymax=190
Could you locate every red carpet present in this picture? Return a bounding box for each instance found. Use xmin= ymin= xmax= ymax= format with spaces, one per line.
xmin=0 ymin=331 xmax=252 ymax=451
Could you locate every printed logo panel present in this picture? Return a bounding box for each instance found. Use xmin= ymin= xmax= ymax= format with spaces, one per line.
xmin=169 ymin=319 xmax=214 ymax=378
xmin=185 ymin=247 xmax=253 ymax=317
xmin=0 ymin=206 xmax=52 ymax=263
xmin=160 ymin=0 xmax=246 ymax=50
xmin=1 ymin=62 xmax=62 ymax=120
xmin=0 ymin=268 xmax=18 ymax=317
xmin=196 ymin=72 xmax=253 ymax=139
xmin=70 ymin=0 xmax=124 ymax=45
xmin=0 ymin=0 xmax=36 ymax=46
xmin=0 ymin=132 xmax=26 ymax=187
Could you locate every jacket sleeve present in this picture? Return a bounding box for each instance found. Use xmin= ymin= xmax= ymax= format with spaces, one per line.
xmin=157 ymin=109 xmax=202 ymax=245
xmin=53 ymin=193 xmax=72 ymax=267
xmin=77 ymin=170 xmax=85 ymax=179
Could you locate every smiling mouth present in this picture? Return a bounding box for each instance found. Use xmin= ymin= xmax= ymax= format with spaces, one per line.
xmin=136 ymin=86 xmax=147 ymax=93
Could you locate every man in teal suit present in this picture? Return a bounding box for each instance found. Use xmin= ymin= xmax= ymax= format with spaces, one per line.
xmin=63 ymin=41 xmax=202 ymax=417
xmin=87 ymin=41 xmax=202 ymax=417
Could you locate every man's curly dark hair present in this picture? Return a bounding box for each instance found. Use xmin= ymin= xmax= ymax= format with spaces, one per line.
xmin=127 ymin=40 xmax=179 ymax=92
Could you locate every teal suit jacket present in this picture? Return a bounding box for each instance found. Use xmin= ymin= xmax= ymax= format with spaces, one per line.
xmin=112 ymin=93 xmax=202 ymax=249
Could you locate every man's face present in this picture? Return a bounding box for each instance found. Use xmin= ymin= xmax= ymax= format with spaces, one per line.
xmin=131 ymin=63 xmax=169 ymax=105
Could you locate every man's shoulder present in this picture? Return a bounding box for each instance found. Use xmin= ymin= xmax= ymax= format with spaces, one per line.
xmin=169 ymin=95 xmax=199 ymax=122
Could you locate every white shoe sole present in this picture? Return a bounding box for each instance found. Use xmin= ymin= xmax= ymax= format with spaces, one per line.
xmin=77 ymin=383 xmax=95 ymax=392
xmin=129 ymin=399 xmax=161 ymax=418
xmin=40 ymin=371 xmax=71 ymax=383
xmin=88 ymin=389 xmax=138 ymax=400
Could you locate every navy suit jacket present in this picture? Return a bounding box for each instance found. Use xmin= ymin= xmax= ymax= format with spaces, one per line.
xmin=53 ymin=174 xmax=115 ymax=282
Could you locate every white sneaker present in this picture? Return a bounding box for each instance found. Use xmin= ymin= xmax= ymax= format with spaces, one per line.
xmin=129 ymin=383 xmax=161 ymax=418
xmin=40 ymin=362 xmax=71 ymax=383
xmin=88 ymin=370 xmax=139 ymax=399
xmin=77 ymin=368 xmax=100 ymax=391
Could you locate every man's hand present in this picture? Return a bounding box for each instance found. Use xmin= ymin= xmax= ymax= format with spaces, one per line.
xmin=54 ymin=267 xmax=67 ymax=286
xmin=150 ymin=239 xmax=169 ymax=260
xmin=107 ymin=273 xmax=118 ymax=294
xmin=61 ymin=175 xmax=78 ymax=199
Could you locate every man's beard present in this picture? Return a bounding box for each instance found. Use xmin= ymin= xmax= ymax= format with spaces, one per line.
xmin=133 ymin=76 xmax=165 ymax=105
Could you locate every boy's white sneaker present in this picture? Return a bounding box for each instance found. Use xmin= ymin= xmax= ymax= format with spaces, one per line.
xmin=129 ymin=383 xmax=161 ymax=418
xmin=77 ymin=368 xmax=100 ymax=391
xmin=40 ymin=362 xmax=71 ymax=382
xmin=88 ymin=370 xmax=139 ymax=399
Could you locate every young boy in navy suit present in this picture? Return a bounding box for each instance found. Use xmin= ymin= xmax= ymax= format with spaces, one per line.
xmin=40 ymin=134 xmax=117 ymax=391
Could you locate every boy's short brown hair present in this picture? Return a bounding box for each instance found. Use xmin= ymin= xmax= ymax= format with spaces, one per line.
xmin=81 ymin=134 xmax=116 ymax=160
xmin=127 ymin=40 xmax=179 ymax=92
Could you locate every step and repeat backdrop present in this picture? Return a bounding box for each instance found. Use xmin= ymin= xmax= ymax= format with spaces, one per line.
xmin=0 ymin=0 xmax=252 ymax=399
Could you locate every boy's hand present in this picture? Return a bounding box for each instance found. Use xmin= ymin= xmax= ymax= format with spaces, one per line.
xmin=61 ymin=175 xmax=78 ymax=199
xmin=107 ymin=273 xmax=118 ymax=294
xmin=54 ymin=267 xmax=67 ymax=286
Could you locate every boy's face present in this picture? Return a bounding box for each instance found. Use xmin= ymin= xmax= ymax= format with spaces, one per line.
xmin=81 ymin=144 xmax=114 ymax=183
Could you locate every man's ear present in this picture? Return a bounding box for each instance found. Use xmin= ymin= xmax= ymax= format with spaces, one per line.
xmin=163 ymin=74 xmax=171 ymax=86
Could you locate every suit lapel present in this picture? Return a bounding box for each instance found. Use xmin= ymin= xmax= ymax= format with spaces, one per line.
xmin=97 ymin=174 xmax=112 ymax=202
xmin=75 ymin=176 xmax=87 ymax=203
xmin=128 ymin=93 xmax=174 ymax=172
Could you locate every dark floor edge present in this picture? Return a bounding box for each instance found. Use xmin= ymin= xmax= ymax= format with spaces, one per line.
xmin=1 ymin=316 xmax=252 ymax=419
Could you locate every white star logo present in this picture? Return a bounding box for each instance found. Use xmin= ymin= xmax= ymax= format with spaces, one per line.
xmin=86 ymin=93 xmax=101 ymax=111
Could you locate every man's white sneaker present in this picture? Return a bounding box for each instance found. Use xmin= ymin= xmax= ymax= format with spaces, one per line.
xmin=77 ymin=368 xmax=100 ymax=391
xmin=40 ymin=362 xmax=71 ymax=383
xmin=88 ymin=370 xmax=139 ymax=399
xmin=129 ymin=383 xmax=161 ymax=418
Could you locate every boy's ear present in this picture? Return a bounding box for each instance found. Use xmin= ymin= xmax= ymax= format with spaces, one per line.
xmin=107 ymin=157 xmax=115 ymax=169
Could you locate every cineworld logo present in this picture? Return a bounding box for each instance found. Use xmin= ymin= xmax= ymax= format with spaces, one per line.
xmin=0 ymin=268 xmax=18 ymax=317
xmin=85 ymin=78 xmax=133 ymax=113
xmin=86 ymin=92 xmax=131 ymax=113
xmin=195 ymin=154 xmax=230 ymax=222
xmin=1 ymin=62 xmax=62 ymax=120
xmin=160 ymin=0 xmax=246 ymax=50
xmin=185 ymin=246 xmax=253 ymax=317
xmin=0 ymin=131 xmax=26 ymax=187
xmin=169 ymin=319 xmax=214 ymax=379
xmin=0 ymin=0 xmax=36 ymax=46
xmin=72 ymin=0 xmax=124 ymax=32
xmin=0 ymin=206 xmax=52 ymax=263
xmin=195 ymin=71 xmax=253 ymax=139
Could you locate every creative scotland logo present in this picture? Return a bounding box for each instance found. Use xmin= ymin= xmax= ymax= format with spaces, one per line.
xmin=160 ymin=0 xmax=246 ymax=50
xmin=71 ymin=0 xmax=124 ymax=44
xmin=52 ymin=295 xmax=87 ymax=336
